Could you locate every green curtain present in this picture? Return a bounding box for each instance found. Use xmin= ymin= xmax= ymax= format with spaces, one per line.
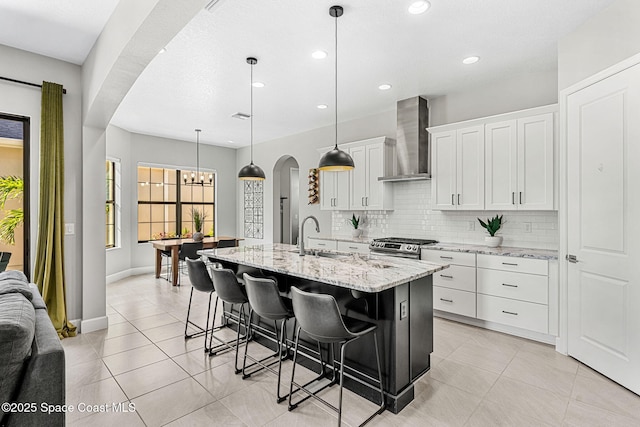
xmin=33 ymin=81 xmax=76 ymax=338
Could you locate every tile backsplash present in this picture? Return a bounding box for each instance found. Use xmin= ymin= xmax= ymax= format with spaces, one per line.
xmin=332 ymin=181 xmax=558 ymax=250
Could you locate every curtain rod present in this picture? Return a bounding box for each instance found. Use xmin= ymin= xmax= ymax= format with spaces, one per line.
xmin=0 ymin=76 xmax=67 ymax=94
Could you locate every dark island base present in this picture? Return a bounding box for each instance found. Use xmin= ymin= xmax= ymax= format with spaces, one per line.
xmin=215 ymin=260 xmax=434 ymax=413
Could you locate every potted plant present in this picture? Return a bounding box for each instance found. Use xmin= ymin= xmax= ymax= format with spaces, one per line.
xmin=191 ymin=208 xmax=207 ymax=242
xmin=350 ymin=214 xmax=362 ymax=238
xmin=478 ymin=214 xmax=503 ymax=247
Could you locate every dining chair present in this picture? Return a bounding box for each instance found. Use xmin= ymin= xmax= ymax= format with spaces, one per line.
xmin=177 ymin=241 xmax=202 ymax=285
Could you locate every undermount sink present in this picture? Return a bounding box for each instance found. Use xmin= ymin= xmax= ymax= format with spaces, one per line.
xmin=314 ymin=252 xmax=351 ymax=260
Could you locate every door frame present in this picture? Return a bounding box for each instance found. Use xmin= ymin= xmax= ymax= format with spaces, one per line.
xmin=558 ymin=51 xmax=640 ymax=355
xmin=0 ymin=112 xmax=30 ymax=279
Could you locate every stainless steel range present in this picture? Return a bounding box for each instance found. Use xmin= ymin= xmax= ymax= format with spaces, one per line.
xmin=369 ymin=237 xmax=438 ymax=259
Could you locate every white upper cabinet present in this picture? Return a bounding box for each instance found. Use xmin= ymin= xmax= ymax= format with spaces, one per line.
xmin=485 ymin=113 xmax=555 ymax=210
xmin=319 ymin=137 xmax=395 ymax=211
xmin=430 ymin=104 xmax=557 ymax=212
xmin=431 ymin=126 xmax=484 ymax=210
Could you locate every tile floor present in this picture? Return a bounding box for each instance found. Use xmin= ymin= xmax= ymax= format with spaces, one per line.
xmin=62 ymin=273 xmax=640 ymax=426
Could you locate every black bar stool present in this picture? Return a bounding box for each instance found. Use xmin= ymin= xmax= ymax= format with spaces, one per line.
xmin=177 ymin=241 xmax=202 ymax=285
xmin=209 ymin=267 xmax=251 ymax=373
xmin=288 ymin=286 xmax=385 ymax=426
xmin=184 ymin=258 xmax=216 ymax=350
xmin=241 ymin=273 xmax=294 ymax=403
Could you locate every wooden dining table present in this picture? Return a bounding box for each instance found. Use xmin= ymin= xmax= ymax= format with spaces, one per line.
xmin=150 ymin=236 xmax=243 ymax=285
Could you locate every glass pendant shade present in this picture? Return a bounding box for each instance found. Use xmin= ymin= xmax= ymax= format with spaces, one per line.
xmin=238 ymin=162 xmax=265 ymax=180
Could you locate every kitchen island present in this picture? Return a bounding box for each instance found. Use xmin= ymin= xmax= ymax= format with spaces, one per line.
xmin=199 ymin=243 xmax=448 ymax=412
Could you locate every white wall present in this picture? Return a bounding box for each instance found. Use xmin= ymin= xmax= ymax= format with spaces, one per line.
xmin=331 ymin=181 xmax=558 ymax=250
xmin=106 ymin=126 xmax=237 ymax=276
xmin=430 ymin=68 xmax=558 ymax=126
xmin=0 ymin=44 xmax=83 ymax=320
xmin=558 ymin=0 xmax=640 ymax=90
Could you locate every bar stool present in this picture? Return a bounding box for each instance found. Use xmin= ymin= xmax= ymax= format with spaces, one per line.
xmin=209 ymin=267 xmax=251 ymax=373
xmin=242 ymin=273 xmax=294 ymax=403
xmin=185 ymin=258 xmax=216 ymax=350
xmin=177 ymin=241 xmax=202 ymax=285
xmin=288 ymin=286 xmax=385 ymax=426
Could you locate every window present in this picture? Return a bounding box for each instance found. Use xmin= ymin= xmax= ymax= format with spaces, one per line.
xmin=137 ymin=165 xmax=215 ymax=242
xmin=106 ymin=160 xmax=116 ymax=248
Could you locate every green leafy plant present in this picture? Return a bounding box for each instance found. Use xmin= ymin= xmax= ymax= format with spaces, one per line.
xmin=0 ymin=176 xmax=24 ymax=245
xmin=190 ymin=208 xmax=207 ymax=233
xmin=478 ymin=215 xmax=503 ymax=237
xmin=349 ymin=214 xmax=360 ymax=230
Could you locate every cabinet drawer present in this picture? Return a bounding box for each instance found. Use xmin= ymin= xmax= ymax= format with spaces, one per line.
xmin=337 ymin=241 xmax=370 ymax=254
xmin=477 ymin=254 xmax=547 ymax=275
xmin=433 ymin=287 xmax=476 ymax=317
xmin=421 ymin=250 xmax=476 ymax=267
xmin=477 ymin=294 xmax=548 ymax=334
xmin=477 ymin=268 xmax=548 ymax=304
xmin=433 ymin=265 xmax=476 ymax=292
xmin=307 ymin=239 xmax=337 ymax=251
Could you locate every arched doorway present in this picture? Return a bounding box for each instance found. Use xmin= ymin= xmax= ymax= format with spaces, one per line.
xmin=272 ymin=155 xmax=299 ymax=244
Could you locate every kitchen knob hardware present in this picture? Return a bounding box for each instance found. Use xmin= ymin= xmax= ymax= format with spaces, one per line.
xmin=502 ymin=310 xmax=518 ymax=316
xmin=566 ymin=254 xmax=579 ymax=263
xmin=440 ymin=274 xmax=453 ymax=279
xmin=512 ymin=192 xmax=515 ymax=205
xmin=519 ymin=192 xmax=523 ymax=204
xmin=440 ymin=256 xmax=453 ymax=260
xmin=502 ymin=262 xmax=518 ymax=266
xmin=440 ymin=298 xmax=453 ymax=303
xmin=502 ymin=283 xmax=518 ymax=288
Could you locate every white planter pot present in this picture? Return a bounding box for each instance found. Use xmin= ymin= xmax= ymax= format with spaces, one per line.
xmin=351 ymin=229 xmax=363 ymax=238
xmin=485 ymin=236 xmax=502 ymax=248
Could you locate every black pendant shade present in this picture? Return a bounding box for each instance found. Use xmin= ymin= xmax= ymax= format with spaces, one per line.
xmin=319 ymin=5 xmax=354 ymax=172
xmin=238 ymin=57 xmax=266 ymax=181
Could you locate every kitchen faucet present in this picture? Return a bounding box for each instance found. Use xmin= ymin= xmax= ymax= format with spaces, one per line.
xmin=299 ymin=215 xmax=320 ymax=256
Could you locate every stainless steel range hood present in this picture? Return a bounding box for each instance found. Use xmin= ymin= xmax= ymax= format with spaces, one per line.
xmin=379 ymin=96 xmax=430 ymax=182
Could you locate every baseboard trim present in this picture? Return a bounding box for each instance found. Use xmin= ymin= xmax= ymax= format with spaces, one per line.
xmin=106 ymin=266 xmax=155 ymax=284
xmin=80 ymin=316 xmax=108 ymax=333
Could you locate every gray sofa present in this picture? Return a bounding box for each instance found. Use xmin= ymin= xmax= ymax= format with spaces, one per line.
xmin=0 ymin=271 xmax=65 ymax=427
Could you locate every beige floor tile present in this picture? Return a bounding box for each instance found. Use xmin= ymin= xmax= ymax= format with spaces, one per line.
xmin=165 ymin=401 xmax=247 ymax=427
xmin=156 ymin=334 xmax=205 ymax=357
xmin=67 ymin=406 xmax=145 ymax=427
xmin=66 ymin=358 xmax=112 ymax=389
xmin=428 ymin=358 xmax=499 ymax=398
xmin=563 ymin=399 xmax=640 ymax=427
xmin=193 ymin=361 xmax=260 ymax=401
xmin=132 ymin=377 xmax=215 ymax=427
xmin=66 ymin=377 xmax=129 ymax=424
xmin=62 ymin=342 xmax=101 ymax=365
xmin=518 ymin=341 xmax=580 ymax=374
xmin=502 ymin=354 xmax=576 ymax=397
xmin=471 ymin=327 xmax=527 ymax=353
xmin=264 ymin=400 xmax=339 ymax=427
xmin=465 ymin=399 xmax=554 ymax=427
xmin=378 ymin=405 xmax=443 ymax=427
xmin=172 ymin=346 xmax=235 ymax=376
xmin=484 ymin=376 xmax=569 ymax=425
xmin=572 ymin=372 xmax=640 ymax=420
xmin=448 ymin=340 xmax=516 ymax=374
xmin=115 ymin=358 xmax=189 ymax=398
xmin=306 ymin=382 xmax=386 ymax=427
xmin=107 ymin=312 xmax=128 ymax=325
xmin=141 ymin=321 xmax=194 ymax=342
xmin=221 ymin=382 xmax=289 ymax=427
xmin=129 ymin=313 xmax=181 ymax=330
xmin=92 ymin=331 xmax=152 ymax=357
xmin=102 ymin=344 xmax=168 ymax=375
xmin=410 ymin=378 xmax=481 ymax=426
xmin=432 ymin=328 xmax=468 ymax=359
xmin=112 ymin=303 xmax=167 ymax=321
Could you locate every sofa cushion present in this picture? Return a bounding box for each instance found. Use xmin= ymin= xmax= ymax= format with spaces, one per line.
xmin=0 ymin=271 xmax=29 ymax=284
xmin=0 ymin=293 xmax=36 ymax=419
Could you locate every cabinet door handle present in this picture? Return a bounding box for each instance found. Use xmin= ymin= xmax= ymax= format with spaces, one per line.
xmin=502 ymin=310 xmax=518 ymax=316
xmin=348 ymin=246 xmax=358 ymax=250
xmin=502 ymin=262 xmax=518 ymax=266
xmin=366 ymin=197 xmax=369 ymax=206
xmin=502 ymin=283 xmax=518 ymax=288
xmin=512 ymin=192 xmax=515 ymax=205
xmin=317 ymin=243 xmax=326 ymax=246
xmin=440 ymin=256 xmax=453 ymax=260
xmin=451 ymin=194 xmax=455 ymax=205
xmin=440 ymin=298 xmax=453 ymax=303
xmin=519 ymin=191 xmax=523 ymax=204
xmin=457 ymin=194 xmax=461 ymax=205
xmin=440 ymin=274 xmax=453 ymax=279
xmin=361 ymin=197 xmax=365 ymax=206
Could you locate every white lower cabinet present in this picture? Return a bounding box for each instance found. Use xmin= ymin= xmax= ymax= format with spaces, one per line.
xmin=476 ymin=294 xmax=548 ymax=334
xmin=422 ymin=249 xmax=477 ymax=317
xmin=308 ymin=238 xmax=369 ymax=254
xmin=307 ymin=238 xmax=337 ymax=251
xmin=336 ymin=241 xmax=369 ymax=254
xmin=434 ymin=286 xmax=476 ymax=317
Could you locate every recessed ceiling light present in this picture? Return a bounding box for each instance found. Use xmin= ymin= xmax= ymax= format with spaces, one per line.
xmin=462 ymin=56 xmax=480 ymax=64
xmin=378 ymin=84 xmax=392 ymax=91
xmin=159 ymin=48 xmax=167 ymax=54
xmin=317 ymin=104 xmax=328 ymax=109
xmin=227 ymin=140 xmax=234 ymax=144
xmin=408 ymin=1 xmax=430 ymax=15
xmin=312 ymin=50 xmax=328 ymax=59
xmin=252 ymin=82 xmax=265 ymax=88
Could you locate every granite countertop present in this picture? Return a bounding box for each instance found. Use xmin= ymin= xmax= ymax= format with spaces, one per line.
xmin=309 ymin=235 xmax=372 ymax=244
xmin=422 ymin=243 xmax=558 ymax=260
xmin=199 ymin=243 xmax=448 ymax=293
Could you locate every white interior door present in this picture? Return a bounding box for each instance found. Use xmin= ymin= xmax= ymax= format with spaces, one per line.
xmin=567 ymin=61 xmax=640 ymax=394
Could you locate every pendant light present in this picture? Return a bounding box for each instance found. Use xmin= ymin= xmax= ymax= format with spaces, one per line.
xmin=238 ymin=57 xmax=266 ymax=180
xmin=318 ymin=5 xmax=354 ymax=172
xmin=183 ymin=129 xmax=213 ymax=185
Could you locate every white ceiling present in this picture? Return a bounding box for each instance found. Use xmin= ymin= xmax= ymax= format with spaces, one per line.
xmin=0 ymin=0 xmax=615 ymax=147
xmin=0 ymin=0 xmax=120 ymax=65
